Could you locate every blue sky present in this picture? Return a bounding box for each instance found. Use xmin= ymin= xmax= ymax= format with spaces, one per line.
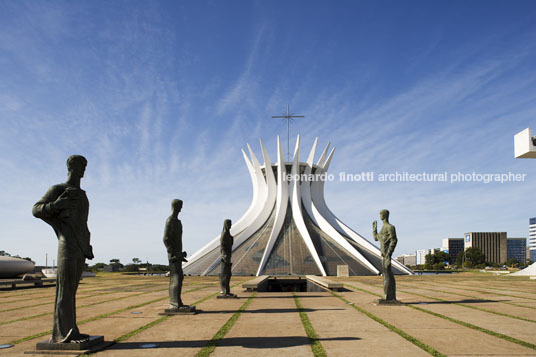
xmin=1 ymin=0 xmax=536 ymax=266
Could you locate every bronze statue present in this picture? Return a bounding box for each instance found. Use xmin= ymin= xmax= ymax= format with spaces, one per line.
xmin=373 ymin=209 xmax=398 ymax=302
xmin=218 ymin=219 xmax=236 ymax=298
xmin=163 ymin=199 xmax=195 ymax=313
xmin=32 ymin=155 xmax=94 ymax=343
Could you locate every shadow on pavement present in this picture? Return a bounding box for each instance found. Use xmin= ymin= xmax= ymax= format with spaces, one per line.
xmin=200 ymin=307 xmax=346 ymax=314
xmin=251 ymin=295 xmax=329 ymax=298
xmin=405 ymin=299 xmax=506 ymax=305
xmin=108 ymin=336 xmax=360 ymax=350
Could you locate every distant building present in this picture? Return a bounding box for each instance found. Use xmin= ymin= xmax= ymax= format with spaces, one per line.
xmin=396 ymin=254 xmax=416 ymax=267
xmin=507 ymin=238 xmax=526 ymax=263
xmin=427 ymin=248 xmax=440 ymax=255
xmin=530 ymin=218 xmax=536 ymax=261
xmin=416 ymin=250 xmax=426 ymax=265
xmin=103 ymin=264 xmax=120 ymax=272
xmin=418 ymin=248 xmax=440 ymax=265
xmin=442 ymin=238 xmax=464 ymax=263
xmin=464 ymin=232 xmax=507 ymax=264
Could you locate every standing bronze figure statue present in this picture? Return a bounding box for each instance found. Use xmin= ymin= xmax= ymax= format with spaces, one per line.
xmin=218 ymin=219 xmax=237 ymax=298
xmin=32 ymin=155 xmax=107 ymax=350
xmin=162 ymin=199 xmax=195 ymax=314
xmin=373 ymin=209 xmax=400 ymax=304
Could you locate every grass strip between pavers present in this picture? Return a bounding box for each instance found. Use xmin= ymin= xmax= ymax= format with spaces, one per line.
xmin=344 ymin=282 xmax=536 ymax=352
xmin=7 ymin=284 xmax=211 ymax=345
xmin=398 ymin=289 xmax=536 ymax=324
xmin=113 ymin=279 xmax=254 ymax=344
xmin=409 ymin=305 xmax=536 ymax=351
xmin=114 ymin=289 xmax=222 ymax=343
xmin=0 ymin=281 xmax=158 ymax=301
xmin=361 ymin=279 xmax=536 ymax=311
xmin=114 ymin=315 xmax=170 ymax=343
xmin=397 ymin=281 xmax=536 ymax=310
xmin=292 ymin=292 xmax=327 ymax=357
xmin=436 ymin=280 xmax=536 ymax=296
xmin=196 ymin=292 xmax=257 ymax=357
xmin=423 ymin=281 xmax=536 ymax=301
xmin=0 ymin=283 xmax=166 ymax=312
xmin=329 ymin=289 xmax=446 ymax=357
xmin=0 ymin=287 xmax=175 ymax=327
xmin=344 ymin=283 xmax=382 ymax=297
xmin=0 ymin=290 xmax=116 ymax=313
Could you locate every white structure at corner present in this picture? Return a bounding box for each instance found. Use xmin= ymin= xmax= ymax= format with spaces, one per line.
xmin=514 ymin=128 xmax=536 ymax=158
xmin=184 ymin=136 xmax=413 ymax=276
xmin=510 ymin=263 xmax=536 ymax=276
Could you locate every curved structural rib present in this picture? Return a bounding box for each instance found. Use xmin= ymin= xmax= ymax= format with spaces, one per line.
xmin=232 ymin=140 xmax=276 ymax=247
xmin=184 ymin=149 xmax=259 ymax=267
xmin=199 ymin=140 xmax=277 ymax=275
xmin=184 ymin=136 xmax=413 ymax=276
xmin=256 ymin=136 xmax=289 ymax=275
xmin=302 ymin=139 xmax=379 ymax=274
xmin=184 ymin=145 xmax=268 ymax=270
xmin=311 ymin=147 xmax=413 ymax=275
xmin=289 ymin=136 xmax=327 ymax=276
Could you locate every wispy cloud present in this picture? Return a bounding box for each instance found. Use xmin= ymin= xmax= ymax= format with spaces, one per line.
xmin=1 ymin=1 xmax=535 ymax=265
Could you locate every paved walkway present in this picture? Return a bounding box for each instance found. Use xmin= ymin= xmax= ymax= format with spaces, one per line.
xmin=2 ymin=273 xmax=536 ymax=356
xmin=213 ymin=292 xmax=312 ymax=356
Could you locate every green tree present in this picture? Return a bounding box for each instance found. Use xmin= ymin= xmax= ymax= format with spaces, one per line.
xmin=89 ymin=262 xmax=106 ymax=272
xmin=433 ymin=262 xmax=446 ymax=270
xmin=505 ymin=258 xmax=519 ymax=268
xmin=459 ymin=247 xmax=486 ymax=268
xmin=132 ymin=258 xmax=141 ymax=265
xmin=124 ymin=264 xmax=139 ymax=272
xmin=456 ymin=251 xmax=464 ymax=266
xmin=109 ymin=258 xmax=123 ymax=269
xmin=425 ymin=250 xmax=450 ymax=270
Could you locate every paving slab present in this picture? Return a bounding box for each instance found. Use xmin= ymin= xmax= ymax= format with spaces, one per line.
xmin=4 ymin=273 xmax=534 ymax=357
xmin=212 ymin=292 xmax=312 ymax=357
xmin=338 ymin=285 xmax=536 ymax=356
xmin=0 ymin=291 xmax=150 ymax=322
xmin=298 ymin=292 xmax=429 ymax=357
xmin=94 ymin=285 xmax=247 ymax=356
xmin=3 ymin=286 xmax=219 ymax=356
xmin=403 ymin=281 xmax=536 ymax=310
xmin=418 ymin=302 xmax=536 ymax=345
xmin=0 ymin=290 xmax=170 ymax=343
xmin=438 ymin=278 xmax=536 ymax=295
xmin=395 ymin=282 xmax=536 ymax=321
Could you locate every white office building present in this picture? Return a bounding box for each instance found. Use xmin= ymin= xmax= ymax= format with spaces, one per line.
xmin=416 ymin=250 xmax=427 ymax=265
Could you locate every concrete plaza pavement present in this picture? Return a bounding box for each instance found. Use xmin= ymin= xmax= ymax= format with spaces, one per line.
xmin=1 ymin=272 xmax=535 ymax=356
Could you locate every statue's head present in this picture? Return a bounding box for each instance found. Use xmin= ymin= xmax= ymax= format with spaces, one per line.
xmin=223 ymin=219 xmax=232 ymax=232
xmin=171 ymin=199 xmax=183 ymax=213
xmin=66 ymin=155 xmax=87 ymax=178
xmin=380 ymin=209 xmax=389 ymax=220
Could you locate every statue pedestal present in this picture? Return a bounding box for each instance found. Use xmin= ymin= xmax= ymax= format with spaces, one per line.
xmin=217 ymin=293 xmax=238 ymax=299
xmin=159 ymin=305 xmax=197 ymax=315
xmin=25 ymin=336 xmax=113 ymax=355
xmin=375 ymin=299 xmax=404 ymax=306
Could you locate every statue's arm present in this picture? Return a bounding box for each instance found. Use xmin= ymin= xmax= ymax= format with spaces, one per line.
xmin=177 ymin=220 xmax=183 ymax=258
xmin=83 ymin=199 xmax=93 ymax=259
xmin=84 ymin=225 xmax=94 ymax=260
xmin=163 ymin=219 xmax=180 ymax=262
xmin=372 ymin=220 xmax=379 ymax=241
xmin=386 ymin=226 xmax=398 ymax=258
xmin=32 ymin=186 xmax=61 ymax=219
